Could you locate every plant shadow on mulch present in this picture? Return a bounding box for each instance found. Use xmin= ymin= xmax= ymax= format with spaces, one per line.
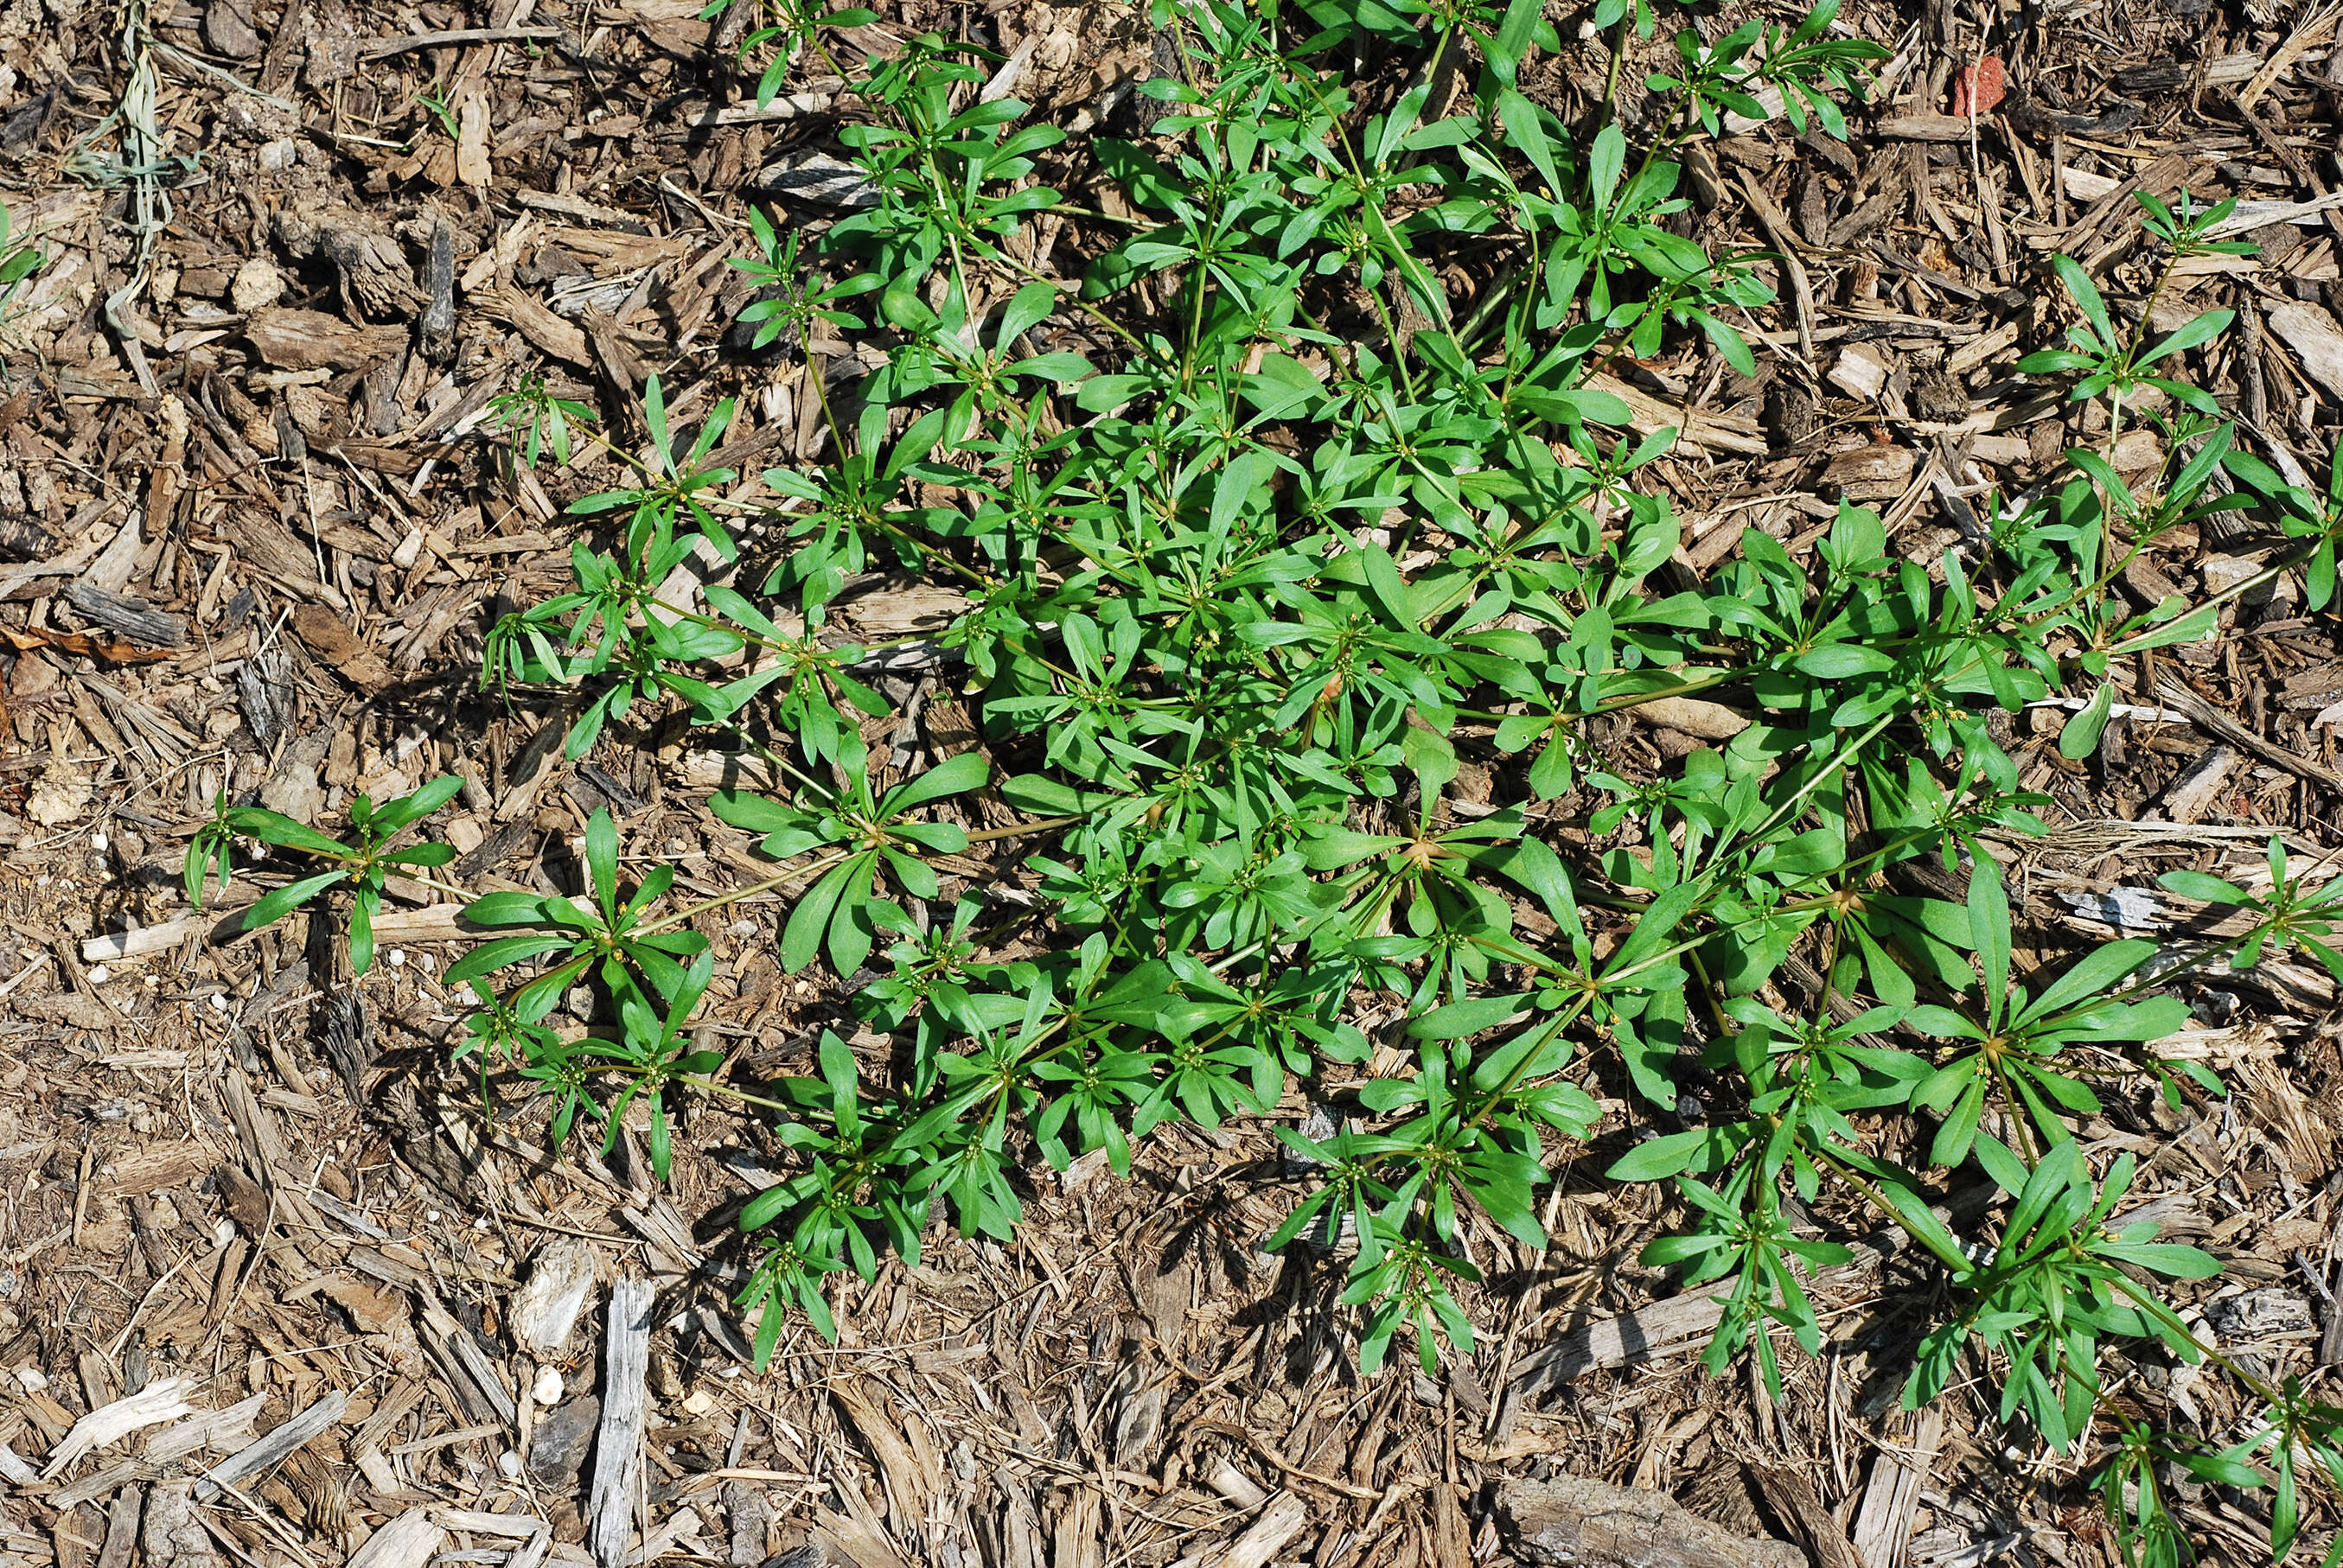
xmin=3 ymin=0 xmax=2343 ymax=1557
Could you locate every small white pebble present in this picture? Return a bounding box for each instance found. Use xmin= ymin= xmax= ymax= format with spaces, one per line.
xmin=89 ymin=832 xmax=108 ymax=853
xmin=532 ymin=1365 xmax=565 ymax=1406
xmin=425 ymin=1209 xmax=442 ymax=1224
xmin=230 ymin=256 xmax=284 ymax=312
xmin=214 ymin=1218 xmax=237 ymax=1246
xmin=87 ymin=965 xmax=109 ymax=985
xmin=35 ymin=876 xmax=48 ymax=888
xmin=719 ymin=1365 xmax=741 ymax=1380
xmin=209 ymin=993 xmax=231 ymax=1013
xmin=387 ymin=949 xmax=407 ymax=968
xmin=680 ymin=1389 xmax=716 ymax=1416
xmin=726 ymin=919 xmax=758 ymax=938
xmin=418 ymin=952 xmax=437 ymax=972
xmin=14 ymin=1367 xmax=47 ymax=1393
xmin=496 ymin=1450 xmax=521 ymax=1480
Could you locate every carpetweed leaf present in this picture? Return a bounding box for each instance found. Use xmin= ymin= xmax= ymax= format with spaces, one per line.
xmin=243 ymin=870 xmax=350 ymax=931
xmin=2059 ymin=685 xmax=2114 ymax=760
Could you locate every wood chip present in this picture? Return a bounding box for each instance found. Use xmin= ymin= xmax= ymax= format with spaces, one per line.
xmin=2157 ymin=678 xmax=2343 ymax=794
xmin=431 ymin=1513 xmax=552 ymax=1539
xmin=1497 ymin=1476 xmax=1804 ymax=1568
xmin=146 ymin=1394 xmax=267 ymax=1466
xmin=2206 ymin=190 xmax=2343 ymax=239
xmin=246 ymin=309 xmax=411 ymax=371
xmin=82 ymin=915 xmax=204 ymax=964
xmin=688 ymin=94 xmax=835 ymax=125
xmin=43 ymin=1378 xmax=195 ymax=1476
xmin=290 ymin=604 xmax=395 ymax=691
xmin=513 ymin=1239 xmax=600 ymax=1357
xmin=194 ymin=1389 xmax=348 ymax=1501
xmin=1823 ymin=443 xmax=1918 ymax=499
xmin=347 ymin=1510 xmax=448 ymax=1568
xmin=1748 ymin=1468 xmax=1861 ymax=1568
xmin=456 ymin=88 xmax=493 ymax=188
xmin=1874 ymin=112 xmax=1972 ymax=140
xmin=95 ymin=1487 xmax=139 ymax=1568
xmin=369 ymin=905 xmax=467 ymax=943
xmin=65 ymin=583 xmax=188 ymax=647
xmin=1829 ymin=344 xmax=1892 ymax=402
xmin=588 ymin=1277 xmax=655 ymax=1568
xmin=2266 ymin=301 xmax=2343 ymax=400
xmin=1580 ymin=373 xmax=1768 ymax=456
xmin=1848 ymin=1408 xmax=1943 ymax=1568
xmin=143 ymin=1481 xmax=220 ymax=1568
xmin=1194 ymin=1494 xmax=1307 ymax=1568
xmin=355 ymin=25 xmax=563 ymax=55
xmin=1631 ymin=695 xmax=1752 ymax=740
xmin=100 ymin=1138 xmax=215 ymax=1195
xmin=2237 ymin=2 xmax=2342 ymax=111
xmin=512 ymin=189 xmax=650 ymax=228
xmin=2161 ymin=744 xmax=2240 ymax=825
xmin=483 ymin=282 xmax=596 ymax=367
xmin=417 ymin=1297 xmax=520 ymax=1428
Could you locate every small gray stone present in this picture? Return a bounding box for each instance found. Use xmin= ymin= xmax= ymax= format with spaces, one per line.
xmin=204 ymin=0 xmax=263 ymax=58
xmin=528 ymin=1394 xmax=601 ymax=1488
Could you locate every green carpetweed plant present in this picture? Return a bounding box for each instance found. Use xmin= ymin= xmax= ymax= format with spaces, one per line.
xmin=705 ymin=0 xmax=871 ymax=110
xmin=0 ymin=203 xmax=41 ymax=312
xmin=2160 ymin=838 xmax=2343 ymax=985
xmin=240 ymin=0 xmax=2343 ymax=1552
xmin=2231 ymin=436 xmax=2343 ymax=615
xmin=0 ymin=202 xmax=46 ymax=382
xmin=711 ymin=739 xmax=992 ymax=976
xmin=443 ymin=806 xmax=718 ymax=1179
xmin=187 ymin=776 xmax=465 ymax=976
xmin=729 ymin=208 xmax=883 ymax=360
xmin=488 ymin=372 xmax=597 ymax=472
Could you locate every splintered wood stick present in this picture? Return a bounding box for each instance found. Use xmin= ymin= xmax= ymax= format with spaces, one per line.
xmin=1849 ymin=1408 xmax=1944 ymax=1568
xmin=95 ymin=1486 xmax=140 ymax=1568
xmin=1200 ymin=1493 xmax=1308 ymax=1568
xmin=589 ymin=1276 xmax=655 ymax=1568
xmin=346 ymin=1510 xmax=448 ymax=1568
xmin=193 ymin=1391 xmax=348 ymax=1501
xmin=42 ymin=1377 xmax=194 ymax=1476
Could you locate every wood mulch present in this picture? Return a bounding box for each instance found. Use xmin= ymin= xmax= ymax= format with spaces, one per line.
xmin=2 ymin=0 xmax=2343 ymax=1559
